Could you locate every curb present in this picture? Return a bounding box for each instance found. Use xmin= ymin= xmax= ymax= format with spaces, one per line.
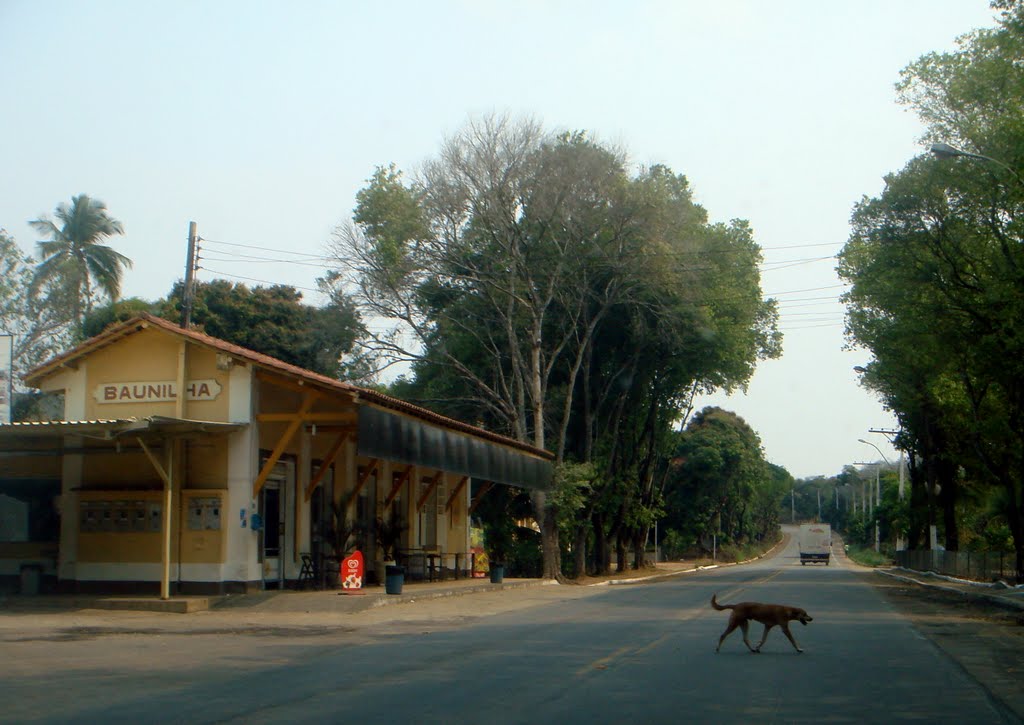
xmin=874 ymin=568 xmax=1024 ymax=613
xmin=368 ymin=578 xmax=556 ymax=608
xmin=605 ymin=535 xmax=787 ymax=586
xmin=603 ymin=564 xmax=719 ymax=586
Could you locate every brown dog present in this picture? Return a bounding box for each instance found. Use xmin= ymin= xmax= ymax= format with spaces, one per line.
xmin=711 ymin=594 xmax=812 ymax=654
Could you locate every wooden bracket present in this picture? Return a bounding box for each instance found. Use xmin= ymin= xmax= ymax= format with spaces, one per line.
xmin=137 ymin=438 xmax=171 ymax=487
xmin=416 ymin=470 xmax=443 ymax=512
xmin=385 ymin=465 xmax=412 ymax=506
xmin=468 ymin=481 xmax=494 ymax=515
xmin=253 ymin=390 xmax=317 ymax=497
xmin=304 ymin=431 xmax=350 ymax=501
xmin=351 ymin=458 xmax=379 ymax=499
xmin=445 ymin=476 xmax=469 ymax=512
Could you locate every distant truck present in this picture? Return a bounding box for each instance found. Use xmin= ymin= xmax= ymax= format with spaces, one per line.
xmin=799 ymin=523 xmax=832 ymax=565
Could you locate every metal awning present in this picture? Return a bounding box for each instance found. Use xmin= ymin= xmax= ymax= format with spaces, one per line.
xmin=357 ymin=406 xmax=553 ymax=490
xmin=0 ymin=418 xmax=139 ymax=439
xmin=0 ymin=416 xmax=246 ymax=451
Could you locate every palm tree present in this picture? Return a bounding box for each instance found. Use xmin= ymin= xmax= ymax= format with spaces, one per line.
xmin=30 ymin=194 xmax=131 ymax=336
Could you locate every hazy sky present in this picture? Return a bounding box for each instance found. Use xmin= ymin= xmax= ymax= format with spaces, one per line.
xmin=0 ymin=1 xmax=999 ymax=478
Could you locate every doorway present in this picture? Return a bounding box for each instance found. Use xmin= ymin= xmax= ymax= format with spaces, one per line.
xmin=258 ymin=461 xmax=292 ymax=589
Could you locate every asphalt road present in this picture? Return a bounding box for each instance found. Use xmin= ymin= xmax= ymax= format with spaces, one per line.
xmin=2 ymin=535 xmax=1018 ymax=724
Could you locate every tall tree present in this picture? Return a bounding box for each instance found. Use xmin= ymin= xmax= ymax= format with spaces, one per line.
xmin=841 ymin=0 xmax=1024 ymax=577
xmin=0 ymin=229 xmax=76 ymax=392
xmin=161 ymin=279 xmax=368 ymax=379
xmin=334 ymin=115 xmax=778 ymax=578
xmin=29 ymin=194 xmax=130 ymax=336
xmin=663 ymin=407 xmax=779 ymax=552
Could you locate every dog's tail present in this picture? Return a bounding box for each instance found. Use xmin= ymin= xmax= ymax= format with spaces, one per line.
xmin=711 ymin=594 xmax=731 ymax=610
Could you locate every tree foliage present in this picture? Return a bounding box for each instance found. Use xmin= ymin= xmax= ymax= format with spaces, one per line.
xmin=839 ymin=1 xmax=1024 ymax=578
xmin=0 ymin=229 xmax=76 ymax=398
xmin=663 ymin=407 xmax=784 ymax=552
xmin=332 ymin=114 xmax=780 ymax=577
xmin=29 ymin=194 xmax=131 ymax=336
xmin=159 ymin=279 xmax=367 ymax=379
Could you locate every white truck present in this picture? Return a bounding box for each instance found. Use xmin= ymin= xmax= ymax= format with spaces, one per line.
xmin=799 ymin=523 xmax=831 ymax=565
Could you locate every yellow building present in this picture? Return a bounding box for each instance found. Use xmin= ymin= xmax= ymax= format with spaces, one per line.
xmin=0 ymin=314 xmax=552 ymax=597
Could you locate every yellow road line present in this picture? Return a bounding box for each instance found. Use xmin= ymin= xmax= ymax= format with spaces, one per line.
xmin=718 ymin=569 xmax=784 ymax=603
xmin=577 ymin=569 xmax=791 ymax=676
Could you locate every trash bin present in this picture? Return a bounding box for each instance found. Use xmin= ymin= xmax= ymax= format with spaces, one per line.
xmin=19 ymin=564 xmax=42 ymax=595
xmin=385 ymin=564 xmax=405 ymax=595
xmin=489 ymin=564 xmax=504 ymax=584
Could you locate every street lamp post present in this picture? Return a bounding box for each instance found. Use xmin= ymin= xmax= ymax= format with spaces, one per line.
xmin=859 ymin=439 xmax=890 ymax=553
xmin=930 ymin=142 xmax=1024 ymax=187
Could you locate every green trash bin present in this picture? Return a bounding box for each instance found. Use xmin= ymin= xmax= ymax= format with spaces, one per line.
xmin=489 ymin=565 xmax=504 ymax=584
xmin=385 ymin=564 xmax=405 ymax=595
xmin=20 ymin=564 xmax=42 ymax=595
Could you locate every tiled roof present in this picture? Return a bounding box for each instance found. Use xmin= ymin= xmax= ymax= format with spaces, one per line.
xmin=24 ymin=313 xmax=552 ymax=460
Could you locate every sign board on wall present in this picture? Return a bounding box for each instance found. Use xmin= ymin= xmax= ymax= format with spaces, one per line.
xmin=0 ymin=335 xmax=12 ymax=424
xmin=93 ymin=379 xmax=222 ymax=404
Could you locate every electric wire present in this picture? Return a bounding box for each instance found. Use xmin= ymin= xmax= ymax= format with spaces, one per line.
xmin=196 ymin=235 xmax=853 ymax=331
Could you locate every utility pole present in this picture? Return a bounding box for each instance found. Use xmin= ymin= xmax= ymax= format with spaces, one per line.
xmin=791 ymin=489 xmax=795 ymax=523
xmin=182 ymin=221 xmax=198 ymax=329
xmin=897 ymin=451 xmax=906 ymax=550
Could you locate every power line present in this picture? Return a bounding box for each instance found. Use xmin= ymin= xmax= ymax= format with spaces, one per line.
xmin=766 ymin=284 xmax=847 ymax=296
xmin=200 ymin=254 xmax=332 ymax=269
xmin=199 ymin=237 xmax=328 ymax=260
xmin=200 ymin=234 xmax=845 ymax=270
xmin=198 ymin=267 xmax=323 ymax=294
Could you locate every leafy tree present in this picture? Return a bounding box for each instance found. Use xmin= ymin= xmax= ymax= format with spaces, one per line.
xmin=663 ymin=407 xmax=781 ymax=553
xmin=335 ymin=115 xmax=779 ymax=578
xmin=161 ymin=279 xmax=366 ymax=379
xmin=29 ymin=194 xmax=131 ymax=336
xmin=82 ymin=298 xmax=161 ymax=338
xmin=0 ymin=229 xmax=76 ymax=396
xmin=840 ymin=0 xmax=1024 ymax=579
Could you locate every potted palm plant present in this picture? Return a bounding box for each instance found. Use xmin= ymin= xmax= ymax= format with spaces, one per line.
xmin=374 ymin=510 xmax=408 ymax=594
xmin=484 ymin=521 xmax=514 ymax=584
xmin=323 ymin=496 xmax=362 ymax=588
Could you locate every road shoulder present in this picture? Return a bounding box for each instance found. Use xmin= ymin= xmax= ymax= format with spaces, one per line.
xmin=864 ymin=568 xmax=1024 ymax=722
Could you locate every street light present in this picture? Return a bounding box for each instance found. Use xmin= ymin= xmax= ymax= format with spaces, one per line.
xmin=929 ymin=142 xmax=1024 ymax=187
xmin=858 ymin=438 xmax=888 ymax=508
xmin=858 ymin=439 xmax=889 ymax=553
xmin=857 ymin=438 xmax=890 ymax=466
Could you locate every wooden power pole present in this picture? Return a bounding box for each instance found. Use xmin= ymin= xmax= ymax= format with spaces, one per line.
xmin=182 ymin=221 xmax=198 ymax=329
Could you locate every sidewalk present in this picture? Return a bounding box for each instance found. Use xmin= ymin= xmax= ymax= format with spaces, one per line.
xmin=0 ymin=559 xmax=723 ymax=617
xmin=0 ymin=576 xmax=553 ymax=616
xmin=0 ymin=569 xmax=687 ymax=641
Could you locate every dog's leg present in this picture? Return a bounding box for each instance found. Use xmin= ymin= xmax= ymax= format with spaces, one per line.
xmin=780 ymin=623 xmax=804 ymax=653
xmin=739 ymin=620 xmax=758 ymax=653
xmin=716 ymin=620 xmax=739 ymax=653
xmin=753 ymin=623 xmax=774 ymax=652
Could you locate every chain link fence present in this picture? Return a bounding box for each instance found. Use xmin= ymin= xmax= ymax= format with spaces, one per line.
xmin=895 ymin=549 xmax=1016 ymax=582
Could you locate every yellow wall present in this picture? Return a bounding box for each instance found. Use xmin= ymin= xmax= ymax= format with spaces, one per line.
xmin=82 ymin=329 xmax=232 ymax=422
xmin=83 ymin=448 xmax=163 ymax=488
xmin=77 ymin=490 xmax=167 ymax=563
xmin=0 ymin=449 xmax=60 ymax=478
xmin=75 ymin=489 xmax=226 ymax=565
xmin=186 ymin=442 xmax=228 ymax=489
xmin=78 ymin=442 xmax=227 ymax=490
xmin=179 ymin=490 xmax=225 ymax=564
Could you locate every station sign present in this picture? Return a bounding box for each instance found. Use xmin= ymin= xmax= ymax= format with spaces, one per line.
xmin=94 ymin=379 xmax=222 ymax=404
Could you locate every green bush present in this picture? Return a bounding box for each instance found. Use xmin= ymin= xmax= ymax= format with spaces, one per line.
xmin=845 ymin=545 xmax=893 ymax=568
